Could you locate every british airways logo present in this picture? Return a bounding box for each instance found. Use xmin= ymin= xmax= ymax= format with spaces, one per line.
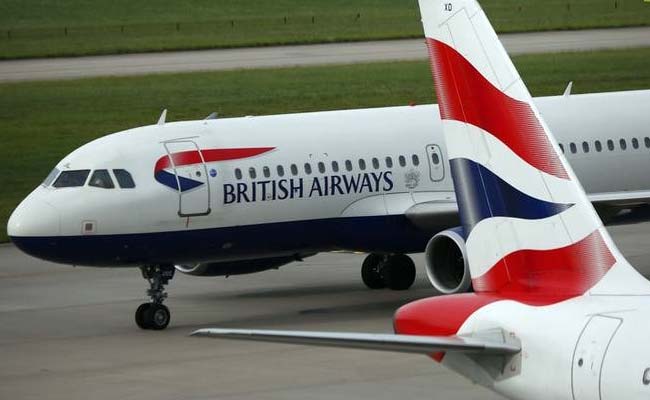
xmin=223 ymin=171 xmax=394 ymax=204
xmin=154 ymin=147 xmax=395 ymax=205
xmin=154 ymin=147 xmax=275 ymax=191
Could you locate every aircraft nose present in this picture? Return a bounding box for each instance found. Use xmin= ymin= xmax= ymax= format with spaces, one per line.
xmin=7 ymin=196 xmax=61 ymax=238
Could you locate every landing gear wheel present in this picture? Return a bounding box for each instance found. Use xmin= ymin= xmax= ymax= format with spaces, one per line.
xmin=135 ymin=264 xmax=175 ymax=330
xmin=382 ymin=254 xmax=416 ymax=291
xmin=144 ymin=304 xmax=170 ymax=331
xmin=362 ymin=253 xmax=386 ymax=289
xmin=135 ymin=303 xmax=152 ymax=329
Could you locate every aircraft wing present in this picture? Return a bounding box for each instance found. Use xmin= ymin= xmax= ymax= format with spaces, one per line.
xmin=588 ymin=190 xmax=650 ymax=207
xmin=405 ymin=200 xmax=459 ymax=230
xmin=405 ymin=191 xmax=650 ymax=231
xmin=191 ymin=328 xmax=520 ymax=355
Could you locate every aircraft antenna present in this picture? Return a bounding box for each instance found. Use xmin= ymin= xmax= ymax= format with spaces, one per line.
xmin=157 ymin=109 xmax=167 ymax=126
xmin=563 ymin=81 xmax=573 ymax=97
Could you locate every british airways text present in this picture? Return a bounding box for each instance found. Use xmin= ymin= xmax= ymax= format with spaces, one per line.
xmin=223 ymin=171 xmax=394 ymax=204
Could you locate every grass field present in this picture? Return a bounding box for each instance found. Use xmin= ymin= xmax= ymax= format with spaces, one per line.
xmin=0 ymin=0 xmax=649 ymax=59
xmin=1 ymin=46 xmax=650 ymax=241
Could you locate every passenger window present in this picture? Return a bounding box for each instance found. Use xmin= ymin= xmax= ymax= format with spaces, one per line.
xmin=385 ymin=157 xmax=393 ymax=168
xmin=304 ymin=163 xmax=312 ymax=175
xmin=43 ymin=168 xmax=60 ymax=187
xmin=249 ymin=167 xmax=257 ymax=179
xmin=431 ymin=153 xmax=440 ymax=164
xmin=582 ymin=142 xmax=589 ymax=153
xmin=398 ymin=155 xmax=406 ymax=167
xmin=632 ymin=138 xmax=639 ymax=149
xmin=235 ymin=168 xmax=242 ymax=180
xmin=277 ymin=165 xmax=285 ymax=177
xmin=345 ymin=160 xmax=352 ymax=171
xmin=113 ymin=169 xmax=136 ymax=188
xmin=332 ymin=161 xmax=339 ymax=173
xmin=569 ymin=143 xmax=577 ymax=154
xmin=558 ymin=143 xmax=564 ymax=153
xmin=412 ymin=154 xmax=420 ymax=166
xmin=620 ymin=139 xmax=627 ymax=150
xmin=262 ymin=166 xmax=270 ymax=178
xmin=372 ymin=158 xmax=379 ymax=169
xmin=645 ymin=137 xmax=650 ymax=148
xmin=89 ymin=169 xmax=115 ymax=189
xmin=607 ymin=140 xmax=614 ymax=151
xmin=318 ymin=162 xmax=325 ymax=174
xmin=290 ymin=164 xmax=298 ymax=176
xmin=594 ymin=141 xmax=602 ymax=152
xmin=358 ymin=159 xmax=366 ymax=170
xmin=53 ymin=170 xmax=90 ymax=188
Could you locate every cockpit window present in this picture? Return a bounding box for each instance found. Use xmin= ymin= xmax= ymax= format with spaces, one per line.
xmin=89 ymin=169 xmax=115 ymax=189
xmin=113 ymin=169 xmax=136 ymax=188
xmin=42 ymin=168 xmax=60 ymax=187
xmin=53 ymin=170 xmax=90 ymax=188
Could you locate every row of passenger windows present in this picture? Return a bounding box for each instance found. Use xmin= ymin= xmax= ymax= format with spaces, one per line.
xmin=559 ymin=137 xmax=650 ymax=155
xmin=45 ymin=168 xmax=136 ymax=189
xmin=233 ymin=154 xmax=428 ymax=180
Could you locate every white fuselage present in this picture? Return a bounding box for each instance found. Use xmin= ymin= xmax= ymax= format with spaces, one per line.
xmin=8 ymin=90 xmax=650 ymax=266
xmin=446 ymin=292 xmax=650 ymax=400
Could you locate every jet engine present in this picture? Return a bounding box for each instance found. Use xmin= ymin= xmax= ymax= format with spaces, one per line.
xmin=175 ymin=254 xmax=312 ymax=277
xmin=424 ymin=228 xmax=472 ymax=294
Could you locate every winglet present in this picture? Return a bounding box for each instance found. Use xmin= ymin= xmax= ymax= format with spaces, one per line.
xmin=563 ymin=81 xmax=573 ymax=97
xmin=204 ymin=112 xmax=218 ymax=120
xmin=157 ymin=109 xmax=167 ymax=126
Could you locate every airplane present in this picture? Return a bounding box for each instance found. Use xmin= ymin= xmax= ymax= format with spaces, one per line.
xmin=192 ymin=0 xmax=650 ymax=398
xmin=7 ymin=65 xmax=650 ymax=332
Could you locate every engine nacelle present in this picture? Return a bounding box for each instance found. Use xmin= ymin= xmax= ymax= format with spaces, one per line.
xmin=175 ymin=254 xmax=310 ymax=277
xmin=424 ymin=228 xmax=472 ymax=294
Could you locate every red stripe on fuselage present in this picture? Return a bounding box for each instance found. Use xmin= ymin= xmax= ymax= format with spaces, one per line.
xmin=155 ymin=147 xmax=275 ymax=172
xmin=473 ymin=230 xmax=616 ymax=299
xmin=426 ymin=38 xmax=569 ymax=179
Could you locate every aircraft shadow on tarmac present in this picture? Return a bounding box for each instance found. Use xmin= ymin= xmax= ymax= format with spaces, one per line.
xmin=172 ymin=282 xmax=437 ymax=332
xmin=232 ymin=281 xmax=434 ymax=299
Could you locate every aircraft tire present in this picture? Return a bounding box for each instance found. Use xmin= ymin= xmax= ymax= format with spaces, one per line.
xmin=361 ymin=253 xmax=386 ymax=289
xmin=135 ymin=303 xmax=152 ymax=329
xmin=144 ymin=304 xmax=171 ymax=330
xmin=383 ymin=254 xmax=416 ymax=291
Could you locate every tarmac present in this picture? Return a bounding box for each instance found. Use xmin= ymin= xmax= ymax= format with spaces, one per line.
xmin=2 ymin=217 xmax=650 ymax=400
xmin=1 ymin=26 xmax=650 ymax=82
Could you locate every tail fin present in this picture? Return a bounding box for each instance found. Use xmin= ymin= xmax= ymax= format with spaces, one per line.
xmin=418 ymin=0 xmax=649 ymax=298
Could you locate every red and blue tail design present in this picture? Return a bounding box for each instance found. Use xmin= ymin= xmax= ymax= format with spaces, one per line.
xmin=419 ymin=0 xmax=648 ymax=300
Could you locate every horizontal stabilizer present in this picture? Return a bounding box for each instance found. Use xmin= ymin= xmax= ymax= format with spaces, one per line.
xmin=191 ymin=328 xmax=520 ymax=355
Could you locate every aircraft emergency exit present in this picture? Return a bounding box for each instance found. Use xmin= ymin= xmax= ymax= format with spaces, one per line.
xmin=8 ymin=52 xmax=650 ymax=331
xmin=193 ymin=1 xmax=650 ymax=398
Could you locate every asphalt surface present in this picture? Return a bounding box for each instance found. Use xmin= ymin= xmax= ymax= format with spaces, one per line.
xmin=1 ymin=27 xmax=650 ymax=82
xmin=2 ymin=216 xmax=650 ymax=400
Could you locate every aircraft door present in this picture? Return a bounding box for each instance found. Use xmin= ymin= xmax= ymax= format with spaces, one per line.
xmin=163 ymin=140 xmax=211 ymax=217
xmin=572 ymin=316 xmax=622 ymax=400
xmin=425 ymin=144 xmax=445 ymax=182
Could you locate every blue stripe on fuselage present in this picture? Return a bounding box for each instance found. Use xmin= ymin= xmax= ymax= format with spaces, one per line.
xmin=10 ymin=215 xmax=450 ymax=267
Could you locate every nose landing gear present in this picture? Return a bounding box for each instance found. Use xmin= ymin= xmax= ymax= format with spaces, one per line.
xmin=135 ymin=264 xmax=174 ymax=330
xmin=361 ymin=253 xmax=416 ymax=290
